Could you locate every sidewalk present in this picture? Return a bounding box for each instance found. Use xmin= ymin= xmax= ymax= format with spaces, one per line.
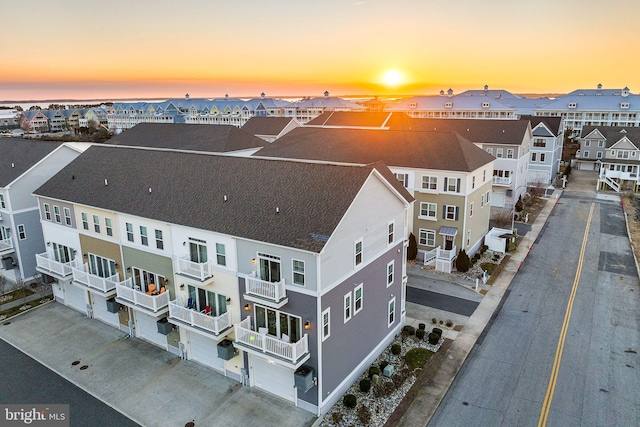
xmin=397 ymin=190 xmax=562 ymax=427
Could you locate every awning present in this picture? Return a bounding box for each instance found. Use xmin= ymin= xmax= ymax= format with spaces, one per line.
xmin=438 ymin=226 xmax=458 ymax=236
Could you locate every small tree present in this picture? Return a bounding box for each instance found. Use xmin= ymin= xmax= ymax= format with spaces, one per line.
xmin=492 ymin=209 xmax=513 ymax=228
xmin=17 ymin=279 xmax=30 ymax=308
xmin=456 ymin=249 xmax=470 ymax=272
xmin=515 ymin=195 xmax=524 ymax=213
xmin=407 ymin=233 xmax=418 ymax=260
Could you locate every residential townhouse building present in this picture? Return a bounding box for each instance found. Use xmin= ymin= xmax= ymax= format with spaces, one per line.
xmin=0 ymin=139 xmax=85 ymax=285
xmin=0 ymin=109 xmax=20 ymax=130
xmin=240 ymin=117 xmax=301 ymax=142
xmin=19 ymin=110 xmax=49 ymax=133
xmin=254 ymin=127 xmax=495 ymax=270
xmin=33 ymin=145 xmax=414 ymax=415
xmin=575 ymin=126 xmax=640 ymax=192
xmin=520 ymin=115 xmax=564 ymax=185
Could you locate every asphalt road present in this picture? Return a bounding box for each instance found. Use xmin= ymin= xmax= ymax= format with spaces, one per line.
xmin=0 ymin=339 xmax=139 ymax=427
xmin=429 ymin=183 xmax=640 ymax=425
xmin=406 ymin=287 xmax=479 ymax=316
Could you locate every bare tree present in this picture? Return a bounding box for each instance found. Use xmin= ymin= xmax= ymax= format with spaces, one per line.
xmin=0 ymin=275 xmax=6 ymax=302
xmin=492 ymin=209 xmax=513 ymax=228
xmin=30 ymin=274 xmax=49 ymax=302
xmin=530 ymin=176 xmax=547 ymax=199
xmin=16 ymin=279 xmax=30 ymax=309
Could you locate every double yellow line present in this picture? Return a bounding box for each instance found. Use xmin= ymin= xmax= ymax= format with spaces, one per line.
xmin=538 ymin=202 xmax=594 ymax=426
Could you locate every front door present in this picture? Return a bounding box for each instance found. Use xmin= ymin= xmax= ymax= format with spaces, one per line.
xmin=259 ymin=254 xmax=281 ymax=283
xmin=444 ymin=236 xmax=454 ymax=250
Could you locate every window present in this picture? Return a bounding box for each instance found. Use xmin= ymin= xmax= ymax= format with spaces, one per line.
xmin=496 ymin=148 xmax=503 ymax=158
xmin=419 ymin=229 xmax=436 ymax=246
xmin=126 ymin=223 xmax=134 ymax=242
xmin=421 ymin=175 xmax=437 ymax=191
xmin=355 ymin=239 xmax=363 ymax=266
xmin=531 ymin=152 xmax=537 ymax=162
xmin=187 ymin=285 xmax=228 ymax=316
xmin=43 ymin=204 xmax=51 ymax=221
xmin=584 ymin=140 xmax=591 ymax=147
xmin=388 ymin=222 xmax=394 ymax=245
xmin=486 ymin=191 xmax=491 ymax=204
xmin=54 ymin=206 xmax=61 ymax=223
xmin=395 ymin=173 xmax=409 ymax=187
xmin=472 ymin=176 xmax=476 ymax=189
xmin=596 ymin=151 xmax=603 ymax=159
xmin=140 ymin=226 xmax=148 ymax=246
xmin=189 ymin=238 xmax=208 ymax=263
xmin=470 ymin=202 xmax=474 ymax=217
xmin=419 ymin=202 xmax=437 ymax=219
xmin=0 ymin=194 xmax=4 ymax=209
xmin=17 ymin=224 xmax=26 ymax=240
xmin=445 ymin=177 xmax=460 ymax=193
xmin=507 ymin=149 xmax=514 ymax=159
xmin=215 ymin=243 xmax=225 ymax=265
xmin=354 ymin=284 xmax=363 ymax=315
xmin=133 ymin=267 xmax=167 ymax=294
xmin=533 ymin=138 xmax=546 ymax=148
xmin=598 ymin=140 xmax=604 ymax=148
xmin=322 ymin=308 xmax=330 ymax=341
xmin=81 ymin=213 xmax=89 ymax=230
xmin=258 ymin=252 xmax=281 ymax=282
xmin=292 ymin=259 xmax=305 ymax=286
xmin=344 ymin=293 xmax=352 ymax=322
xmin=444 ymin=205 xmax=459 ymax=220
xmin=103 ymin=218 xmax=112 ymax=236
xmin=388 ymin=297 xmax=396 ymax=327
xmin=88 ymin=253 xmax=116 ymax=278
xmin=467 ymin=230 xmax=471 ymax=247
xmin=583 ymin=151 xmax=589 ymax=158
xmin=64 ymin=208 xmax=72 ymax=226
xmin=387 ymin=261 xmax=394 ymax=286
xmin=483 ymin=170 xmax=487 ymax=182
xmin=52 ymin=242 xmax=75 ymax=263
xmin=540 ymin=153 xmax=546 ymax=162
xmin=155 ymin=229 xmax=164 ymax=250
xmin=486 ymin=148 xmax=493 ymax=155
xmin=93 ymin=215 xmax=100 ymax=233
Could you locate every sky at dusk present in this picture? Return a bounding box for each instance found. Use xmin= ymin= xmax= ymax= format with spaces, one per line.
xmin=1 ymin=0 xmax=639 ymax=101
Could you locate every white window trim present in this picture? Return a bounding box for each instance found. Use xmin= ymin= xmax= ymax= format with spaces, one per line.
xmin=388 ymin=297 xmax=396 ymax=327
xmin=388 ymin=221 xmax=395 ymax=246
xmin=17 ymin=224 xmax=26 ymax=240
xmin=63 ymin=207 xmax=72 ymax=227
xmin=419 ymin=202 xmax=437 ymax=220
xmin=470 ymin=202 xmax=474 ymax=217
xmin=354 ymin=238 xmax=363 ymax=267
xmin=344 ymin=293 xmax=352 ymax=323
xmin=418 ymin=228 xmax=436 ymax=247
xmin=292 ymin=259 xmax=305 ymax=286
xmin=54 ymin=206 xmax=61 ymax=223
xmin=43 ymin=203 xmax=51 ymax=221
xmin=354 ymin=284 xmax=363 ymax=315
xmin=444 ymin=205 xmax=457 ymax=221
xmin=387 ymin=260 xmax=394 ymax=287
xmin=322 ymin=308 xmax=330 ymax=341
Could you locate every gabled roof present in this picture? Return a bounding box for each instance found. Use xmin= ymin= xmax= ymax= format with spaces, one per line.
xmin=295 ymin=96 xmax=365 ymax=110
xmin=22 ymin=110 xmax=46 ymax=120
xmin=520 ymin=115 xmax=562 ymax=135
xmin=0 ymin=139 xmax=62 ymax=187
xmin=241 ymin=117 xmax=298 ymax=137
xmin=306 ymin=112 xmax=393 ymax=128
xmin=387 ymin=116 xmax=530 ymax=145
xmin=531 ymin=126 xmax=555 ymax=138
xmin=107 ymin=123 xmax=268 ymax=152
xmin=581 ymin=126 xmax=640 ymax=148
xmin=34 ymin=146 xmax=411 ymax=253
xmin=253 ymin=127 xmax=494 ymax=172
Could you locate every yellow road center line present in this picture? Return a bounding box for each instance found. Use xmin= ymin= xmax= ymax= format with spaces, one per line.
xmin=538 ymin=202 xmax=594 ymax=427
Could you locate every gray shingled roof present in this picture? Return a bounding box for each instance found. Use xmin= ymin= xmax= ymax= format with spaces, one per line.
xmin=580 ymin=126 xmax=640 ymax=148
xmin=253 ymin=127 xmax=494 ymax=172
xmin=306 ymin=112 xmax=392 ymax=128
xmin=108 ymin=123 xmax=268 ymax=152
xmin=34 ymin=146 xmax=410 ymax=253
xmin=241 ymin=117 xmax=297 ymax=136
xmin=520 ymin=115 xmax=562 ymax=135
xmin=0 ymin=138 xmax=62 ymax=187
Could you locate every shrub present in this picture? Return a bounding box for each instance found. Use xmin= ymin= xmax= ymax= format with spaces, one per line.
xmin=331 ymin=411 xmax=343 ymax=424
xmin=432 ymin=327 xmax=443 ymax=337
xmin=379 ymin=360 xmax=389 ymax=371
xmin=446 ymin=319 xmax=453 ymax=328
xmin=391 ymin=344 xmax=401 ymax=355
xmin=402 ymin=325 xmax=416 ymax=336
xmin=482 ymin=244 xmax=488 ymax=252
xmin=405 ymin=348 xmax=433 ymax=370
xmin=368 ymin=366 xmax=381 ymax=378
xmin=418 ymin=322 xmax=426 ymax=330
xmin=343 ymin=394 xmax=357 ymax=409
xmin=373 ymin=381 xmax=395 ymax=398
xmin=428 ymin=332 xmax=440 ymax=345
xmin=357 ymin=404 xmax=372 ymax=426
xmin=439 ymin=320 xmax=443 ymax=325
xmin=456 ymin=249 xmax=471 ymax=272
xmin=407 ymin=233 xmax=418 ymax=260
xmin=416 ymin=329 xmax=426 ymax=340
xmin=432 ymin=317 xmax=437 ymax=324
xmin=470 ymin=258 xmax=477 ymax=265
xmin=359 ymin=378 xmax=371 ymax=393
xmin=474 ymin=253 xmax=481 ymax=260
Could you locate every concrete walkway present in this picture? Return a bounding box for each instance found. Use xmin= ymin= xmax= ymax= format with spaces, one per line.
xmin=397 ymin=190 xmax=562 ymax=427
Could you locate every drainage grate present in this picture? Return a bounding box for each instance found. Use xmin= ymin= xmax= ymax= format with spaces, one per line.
xmin=79 ymin=365 xmax=89 ymax=370
xmin=71 ymin=361 xmax=80 ymax=366
xmin=3 ymin=322 xmax=11 ymax=326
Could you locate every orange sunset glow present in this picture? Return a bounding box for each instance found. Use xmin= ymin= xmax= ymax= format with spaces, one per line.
xmin=2 ymin=0 xmax=640 ymax=101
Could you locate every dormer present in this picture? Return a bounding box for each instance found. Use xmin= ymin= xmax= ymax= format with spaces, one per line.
xmin=409 ymin=102 xmax=417 ymax=109
xmin=568 ymin=102 xmax=577 ymax=109
xmin=482 ymin=102 xmax=490 ymax=108
xmin=484 ymin=84 xmax=489 ymax=91
xmin=447 ymin=88 xmax=453 ymax=97
xmin=444 ymin=102 xmax=453 ymax=108
xmin=622 ymin=87 xmax=630 ymax=97
xmin=261 ymin=92 xmax=266 ymax=99
xmin=439 ymin=90 xmax=445 ymax=96
xmin=597 ymin=83 xmax=602 ymax=90
xmin=620 ymin=102 xmax=630 ymax=109
xmin=324 ymin=91 xmax=330 ymax=98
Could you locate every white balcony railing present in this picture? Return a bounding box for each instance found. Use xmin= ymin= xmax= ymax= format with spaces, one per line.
xmin=234 ymin=317 xmax=308 ymax=363
xmin=168 ymin=298 xmax=231 ymax=335
xmin=35 ymin=253 xmax=80 ymax=277
xmin=437 ymin=245 xmax=457 ymax=261
xmin=72 ymin=264 xmax=119 ymax=293
xmin=176 ymin=256 xmax=212 ymax=281
xmin=492 ymin=176 xmax=513 ymax=186
xmin=602 ymin=169 xmax=640 ymax=181
xmin=116 ymin=280 xmax=169 ymax=312
xmin=245 ymin=272 xmax=286 ymax=303
xmin=0 ymin=237 xmax=14 ymax=254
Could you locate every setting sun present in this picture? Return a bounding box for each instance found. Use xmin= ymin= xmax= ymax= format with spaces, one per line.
xmin=382 ymin=69 xmax=404 ymax=88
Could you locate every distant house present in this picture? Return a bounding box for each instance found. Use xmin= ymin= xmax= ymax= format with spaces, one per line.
xmin=520 ymin=115 xmax=564 ymax=185
xmin=20 ymin=110 xmax=49 ymax=133
xmin=241 ymin=117 xmax=301 ymax=142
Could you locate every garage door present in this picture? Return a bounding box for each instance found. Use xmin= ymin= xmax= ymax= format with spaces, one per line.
xmin=65 ymin=283 xmax=88 ymax=314
xmin=491 ymin=192 xmax=505 ymax=208
xmin=136 ymin=312 xmax=167 ymax=349
xmin=189 ymin=332 xmax=225 ymax=372
xmin=250 ymin=355 xmax=295 ymax=402
xmin=91 ymin=294 xmax=119 ymax=328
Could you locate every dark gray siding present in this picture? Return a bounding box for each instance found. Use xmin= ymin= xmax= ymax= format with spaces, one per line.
xmin=320 ymin=242 xmax=404 ymax=397
xmin=38 ymin=197 xmax=77 ymax=229
xmin=238 ymin=278 xmax=319 ymax=406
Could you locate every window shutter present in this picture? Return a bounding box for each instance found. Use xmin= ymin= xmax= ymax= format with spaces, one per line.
xmin=456 ymin=179 xmax=460 ymax=193
xmin=444 ymin=177 xmax=448 ymax=191
xmin=455 ymin=207 xmax=459 ymax=221
xmin=442 ymin=205 xmax=446 ymax=219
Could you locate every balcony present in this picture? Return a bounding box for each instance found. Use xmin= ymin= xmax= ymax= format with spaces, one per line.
xmin=168 ymin=298 xmax=232 ymax=337
xmin=601 ymin=169 xmax=640 ymax=182
xmin=116 ymin=280 xmax=169 ymax=315
xmin=492 ymin=176 xmax=512 ymax=186
xmin=0 ymin=237 xmax=14 ymax=257
xmin=234 ymin=317 xmax=309 ymax=368
xmin=71 ymin=264 xmax=119 ymax=295
xmin=176 ymin=256 xmax=212 ymax=282
xmin=35 ymin=253 xmax=80 ymax=279
xmin=244 ymin=272 xmax=288 ymax=309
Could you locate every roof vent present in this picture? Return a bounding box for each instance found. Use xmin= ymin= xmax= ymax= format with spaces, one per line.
xmin=484 ymin=84 xmax=489 ymax=91
xmin=149 ymin=188 xmax=152 ymax=193
xmin=261 ymin=92 xmax=265 ymax=99
xmin=104 ymin=179 xmax=108 ymax=186
xmin=447 ymin=88 xmax=453 ymax=97
xmin=11 ymin=163 xmax=15 ymax=168
xmin=324 ymin=91 xmax=329 ymax=98
xmin=225 ymin=94 xmax=229 ymax=100
xmin=502 ymin=130 xmax=505 ymax=133
xmin=439 ymin=90 xmax=445 ymax=96
xmin=597 ymin=83 xmax=602 ymax=90
xmin=223 ymin=195 xmax=228 ymax=202
xmin=276 ymin=207 xmax=280 ymax=213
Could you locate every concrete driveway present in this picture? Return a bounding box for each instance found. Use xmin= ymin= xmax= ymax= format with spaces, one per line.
xmin=0 ymin=303 xmax=317 ymax=427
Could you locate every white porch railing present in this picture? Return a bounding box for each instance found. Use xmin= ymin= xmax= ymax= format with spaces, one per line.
xmin=176 ymin=256 xmax=212 ymax=281
xmin=493 ymin=176 xmax=512 ymax=186
xmin=35 ymin=254 xmax=80 ymax=277
xmin=116 ymin=280 xmax=169 ymax=312
xmin=422 ymin=248 xmax=438 ymax=265
xmin=0 ymin=237 xmax=13 ymax=254
xmin=245 ymin=272 xmax=286 ymax=303
xmin=602 ymin=169 xmax=639 ymax=182
xmin=72 ymin=264 xmax=119 ymax=293
xmin=437 ymin=245 xmax=457 ymax=261
xmin=168 ymin=298 xmax=231 ymax=335
xmin=234 ymin=317 xmax=308 ymax=363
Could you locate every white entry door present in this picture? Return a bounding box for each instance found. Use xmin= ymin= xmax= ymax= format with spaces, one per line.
xmin=250 ymin=355 xmax=295 ymax=402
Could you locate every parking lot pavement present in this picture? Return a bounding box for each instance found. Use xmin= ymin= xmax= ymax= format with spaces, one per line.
xmin=0 ymin=303 xmax=316 ymax=427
